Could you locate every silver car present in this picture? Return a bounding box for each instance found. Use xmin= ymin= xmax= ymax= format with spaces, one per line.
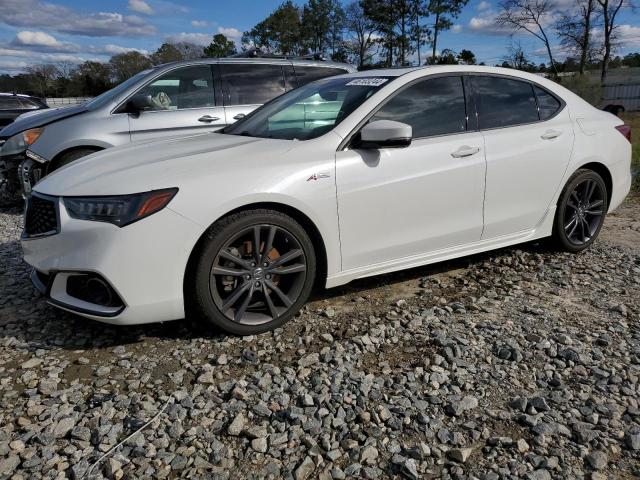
xmin=0 ymin=57 xmax=355 ymax=197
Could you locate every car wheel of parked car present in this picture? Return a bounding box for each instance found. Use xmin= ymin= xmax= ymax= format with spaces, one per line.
xmin=188 ymin=209 xmax=316 ymax=335
xmin=553 ymin=169 xmax=608 ymax=253
xmin=50 ymin=148 xmax=101 ymax=172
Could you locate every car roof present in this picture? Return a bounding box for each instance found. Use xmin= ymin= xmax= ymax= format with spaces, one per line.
xmin=342 ymin=65 xmax=549 ymax=81
xmin=154 ymin=57 xmax=356 ymax=72
xmin=0 ymin=92 xmax=37 ymax=98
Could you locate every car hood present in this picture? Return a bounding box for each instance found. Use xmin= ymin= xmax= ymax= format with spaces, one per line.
xmin=0 ymin=104 xmax=86 ymax=138
xmin=34 ymin=132 xmax=295 ymax=196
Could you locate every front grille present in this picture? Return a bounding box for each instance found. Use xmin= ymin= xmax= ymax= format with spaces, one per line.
xmin=24 ymin=194 xmax=59 ymax=237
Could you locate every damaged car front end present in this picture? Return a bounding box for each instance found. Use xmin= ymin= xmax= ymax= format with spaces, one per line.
xmin=0 ymin=128 xmax=47 ymax=201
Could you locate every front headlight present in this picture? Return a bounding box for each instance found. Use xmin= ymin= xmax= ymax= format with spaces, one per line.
xmin=63 ymin=188 xmax=178 ymax=227
xmin=0 ymin=128 xmax=45 ymax=157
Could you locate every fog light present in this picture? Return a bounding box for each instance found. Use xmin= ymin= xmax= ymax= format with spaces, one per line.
xmin=66 ymin=273 xmax=123 ymax=308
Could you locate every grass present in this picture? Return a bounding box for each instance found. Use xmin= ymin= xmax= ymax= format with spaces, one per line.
xmin=620 ymin=112 xmax=640 ymax=191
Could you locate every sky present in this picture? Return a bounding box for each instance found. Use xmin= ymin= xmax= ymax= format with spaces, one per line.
xmin=0 ymin=0 xmax=638 ymax=74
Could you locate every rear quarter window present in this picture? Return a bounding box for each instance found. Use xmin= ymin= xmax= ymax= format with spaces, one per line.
xmin=533 ymin=86 xmax=562 ymax=120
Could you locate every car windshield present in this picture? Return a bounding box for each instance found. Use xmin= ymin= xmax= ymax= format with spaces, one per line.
xmin=86 ymin=69 xmax=153 ymax=110
xmin=223 ymin=76 xmax=393 ymax=141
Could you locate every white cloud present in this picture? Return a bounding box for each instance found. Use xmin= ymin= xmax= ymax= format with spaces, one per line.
xmin=9 ymin=31 xmax=82 ymax=53
xmin=1 ymin=0 xmax=156 ymax=37
xmin=128 ymin=0 xmax=153 ymax=15
xmin=166 ymin=32 xmax=211 ymax=45
xmin=191 ymin=20 xmax=208 ymax=28
xmin=89 ymin=44 xmax=150 ymax=55
xmin=13 ymin=31 xmax=61 ymax=48
xmin=468 ymin=8 xmax=512 ymax=35
xmin=166 ymin=28 xmax=242 ymax=46
xmin=452 ymin=24 xmax=463 ymax=33
xmin=0 ymin=60 xmax=29 ymax=71
xmin=217 ymin=27 xmax=242 ymax=43
xmin=0 ymin=47 xmax=90 ymax=64
xmin=477 ymin=1 xmax=492 ymax=10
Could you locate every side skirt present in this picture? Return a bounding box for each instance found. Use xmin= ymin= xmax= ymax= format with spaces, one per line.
xmin=325 ymin=206 xmax=556 ymax=288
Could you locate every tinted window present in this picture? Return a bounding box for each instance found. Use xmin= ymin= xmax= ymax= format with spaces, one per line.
xmin=295 ymin=67 xmax=348 ymax=87
xmin=136 ymin=66 xmax=215 ymax=111
xmin=369 ymin=76 xmax=467 ymax=138
xmin=223 ymin=76 xmax=391 ymax=141
xmin=0 ymin=97 xmax=24 ymax=110
xmin=18 ymin=98 xmax=42 ymax=110
xmin=221 ymin=64 xmax=285 ymax=105
xmin=534 ymin=86 xmax=561 ymax=120
xmin=475 ymin=76 xmax=538 ymax=129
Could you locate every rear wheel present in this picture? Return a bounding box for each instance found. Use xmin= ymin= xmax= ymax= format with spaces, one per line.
xmin=552 ymin=169 xmax=608 ymax=252
xmin=188 ymin=209 xmax=316 ymax=335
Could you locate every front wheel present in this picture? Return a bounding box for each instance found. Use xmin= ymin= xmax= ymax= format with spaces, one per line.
xmin=187 ymin=209 xmax=316 ymax=335
xmin=552 ymin=169 xmax=608 ymax=253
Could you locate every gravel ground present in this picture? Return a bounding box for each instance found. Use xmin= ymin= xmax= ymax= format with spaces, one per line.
xmin=0 ymin=196 xmax=639 ymax=480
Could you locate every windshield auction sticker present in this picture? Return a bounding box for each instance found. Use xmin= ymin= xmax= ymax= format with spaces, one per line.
xmin=345 ymin=78 xmax=389 ymax=87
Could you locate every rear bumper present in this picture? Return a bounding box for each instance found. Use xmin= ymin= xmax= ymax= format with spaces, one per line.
xmin=22 ymin=197 xmax=203 ymax=325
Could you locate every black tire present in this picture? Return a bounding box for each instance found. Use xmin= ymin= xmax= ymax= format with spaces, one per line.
xmin=49 ymin=148 xmax=100 ymax=173
xmin=187 ymin=209 xmax=316 ymax=335
xmin=552 ymin=169 xmax=608 ymax=253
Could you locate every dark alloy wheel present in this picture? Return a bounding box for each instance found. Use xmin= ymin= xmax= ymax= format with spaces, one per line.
xmin=188 ymin=209 xmax=316 ymax=335
xmin=553 ymin=169 xmax=608 ymax=252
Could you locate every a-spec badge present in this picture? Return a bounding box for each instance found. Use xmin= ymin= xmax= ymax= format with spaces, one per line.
xmin=306 ymin=172 xmax=331 ymax=182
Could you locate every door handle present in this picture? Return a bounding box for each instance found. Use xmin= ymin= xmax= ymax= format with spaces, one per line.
xmin=541 ymin=129 xmax=562 ymax=140
xmin=233 ymin=113 xmax=246 ymax=120
xmin=198 ymin=115 xmax=219 ymax=123
xmin=451 ymin=146 xmax=480 ymax=158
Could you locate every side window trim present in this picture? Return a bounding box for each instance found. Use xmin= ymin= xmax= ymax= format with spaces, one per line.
xmin=469 ymin=73 xmax=566 ymax=131
xmin=462 ymin=75 xmax=478 ymax=131
xmin=212 ymin=63 xmax=223 ymax=107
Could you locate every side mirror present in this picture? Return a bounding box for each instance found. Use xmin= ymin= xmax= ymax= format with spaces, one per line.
xmin=357 ymin=120 xmax=412 ymax=149
xmin=124 ymin=94 xmax=152 ymax=116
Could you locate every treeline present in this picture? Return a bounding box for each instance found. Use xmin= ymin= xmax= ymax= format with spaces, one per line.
xmin=240 ymin=0 xmax=469 ymax=68
xmin=0 ymin=36 xmax=236 ymax=99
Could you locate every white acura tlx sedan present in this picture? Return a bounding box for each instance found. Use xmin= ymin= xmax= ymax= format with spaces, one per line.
xmin=21 ymin=66 xmax=632 ymax=335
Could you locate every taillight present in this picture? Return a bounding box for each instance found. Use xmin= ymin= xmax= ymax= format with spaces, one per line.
xmin=615 ymin=125 xmax=631 ymax=143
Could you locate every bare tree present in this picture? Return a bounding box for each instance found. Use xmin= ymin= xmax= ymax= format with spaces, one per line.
xmin=555 ymin=0 xmax=597 ymax=75
xmin=596 ymin=0 xmax=624 ymax=84
xmin=55 ymin=61 xmax=75 ymax=79
xmin=497 ymin=0 xmax=558 ymax=76
xmin=344 ymin=1 xmax=378 ymax=68
xmin=502 ymin=38 xmax=530 ymax=69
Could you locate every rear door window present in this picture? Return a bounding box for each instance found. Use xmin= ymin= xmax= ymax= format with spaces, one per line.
xmin=294 ymin=66 xmax=349 ymax=87
xmin=533 ymin=86 xmax=562 ymax=120
xmin=220 ymin=64 xmax=286 ymax=105
xmin=474 ymin=76 xmax=539 ymax=129
xmin=135 ymin=65 xmax=215 ymax=111
xmin=369 ymin=76 xmax=467 ymax=138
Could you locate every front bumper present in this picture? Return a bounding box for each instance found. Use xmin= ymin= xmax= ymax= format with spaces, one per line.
xmin=22 ymin=196 xmax=203 ymax=325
